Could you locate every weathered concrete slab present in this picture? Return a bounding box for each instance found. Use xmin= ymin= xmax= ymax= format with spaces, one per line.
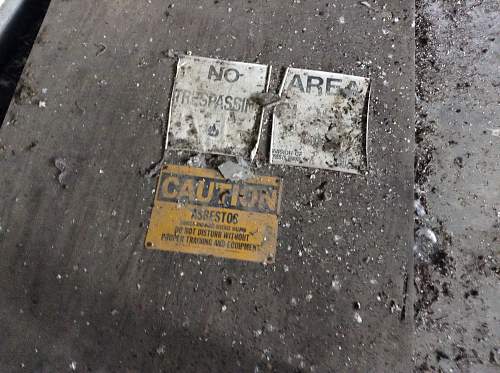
xmin=0 ymin=1 xmax=414 ymax=372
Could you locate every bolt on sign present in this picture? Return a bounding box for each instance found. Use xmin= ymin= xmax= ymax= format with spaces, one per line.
xmin=167 ymin=55 xmax=271 ymax=159
xmin=270 ymin=67 xmax=371 ymax=174
xmin=145 ymin=165 xmax=282 ymax=263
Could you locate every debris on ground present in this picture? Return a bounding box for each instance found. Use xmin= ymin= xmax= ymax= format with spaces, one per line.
xmin=54 ymin=157 xmax=68 ymax=187
xmin=218 ymin=159 xmax=253 ymax=181
xmin=250 ymin=92 xmax=282 ymax=108
xmin=414 ymin=199 xmax=426 ymax=217
xmin=359 ymin=2 xmax=374 ymax=11
xmin=416 ymin=227 xmax=437 ymax=244
xmin=489 ymin=128 xmax=500 ymax=137
xmin=414 ymin=1 xmax=499 ymax=371
xmin=186 ymin=154 xmax=207 ymax=168
xmin=353 ymin=312 xmax=363 ymax=324
xmin=14 ymin=78 xmax=36 ymax=105
xmin=161 ymin=49 xmax=178 ymax=59
xmin=95 ymin=43 xmax=107 ymax=56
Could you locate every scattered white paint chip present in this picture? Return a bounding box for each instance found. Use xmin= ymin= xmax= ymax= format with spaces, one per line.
xmin=417 ymin=228 xmax=437 ymax=244
xmin=354 ymin=312 xmax=363 ymax=324
xmin=270 ymin=67 xmax=371 ymax=174
xmin=167 ymin=55 xmax=270 ymax=159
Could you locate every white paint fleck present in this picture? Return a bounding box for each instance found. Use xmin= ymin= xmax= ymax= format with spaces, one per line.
xmin=332 ymin=280 xmax=341 ymax=291
xmin=414 ymin=200 xmax=426 ymax=217
xmin=489 ymin=128 xmax=500 ymax=137
xmin=354 ymin=312 xmax=363 ymax=324
xmin=157 ymin=345 xmax=166 ymax=355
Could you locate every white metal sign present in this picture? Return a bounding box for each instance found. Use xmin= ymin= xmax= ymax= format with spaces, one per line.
xmin=167 ymin=55 xmax=270 ymax=159
xmin=270 ymin=67 xmax=370 ymax=174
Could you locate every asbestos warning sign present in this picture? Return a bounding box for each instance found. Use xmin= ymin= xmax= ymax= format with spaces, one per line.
xmin=145 ymin=165 xmax=282 ymax=263
xmin=270 ymin=67 xmax=371 ymax=174
xmin=167 ymin=55 xmax=270 ymax=159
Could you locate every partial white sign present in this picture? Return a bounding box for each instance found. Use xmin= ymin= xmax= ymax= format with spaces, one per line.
xmin=270 ymin=67 xmax=371 ymax=174
xmin=167 ymin=55 xmax=270 ymax=159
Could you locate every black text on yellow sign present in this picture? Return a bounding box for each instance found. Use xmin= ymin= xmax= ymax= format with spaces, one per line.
xmin=145 ymin=165 xmax=282 ymax=263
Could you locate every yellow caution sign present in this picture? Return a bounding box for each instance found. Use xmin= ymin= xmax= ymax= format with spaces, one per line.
xmin=145 ymin=165 xmax=282 ymax=263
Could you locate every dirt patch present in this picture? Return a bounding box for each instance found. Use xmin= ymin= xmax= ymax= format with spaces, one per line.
xmin=414 ymin=0 xmax=500 ymax=371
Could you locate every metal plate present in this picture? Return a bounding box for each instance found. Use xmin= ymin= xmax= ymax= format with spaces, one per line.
xmin=270 ymin=67 xmax=371 ymax=174
xmin=166 ymin=55 xmax=270 ymax=159
xmin=145 ymin=165 xmax=282 ymax=263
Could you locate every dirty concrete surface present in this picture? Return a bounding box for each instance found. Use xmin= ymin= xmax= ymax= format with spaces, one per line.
xmin=0 ymin=1 xmax=497 ymax=372
xmin=0 ymin=0 xmax=416 ymax=372
xmin=413 ymin=0 xmax=499 ymax=372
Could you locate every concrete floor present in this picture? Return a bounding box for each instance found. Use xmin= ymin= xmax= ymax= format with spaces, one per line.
xmin=0 ymin=1 xmax=414 ymax=372
xmin=0 ymin=0 xmax=498 ymax=371
xmin=414 ymin=0 xmax=499 ymax=372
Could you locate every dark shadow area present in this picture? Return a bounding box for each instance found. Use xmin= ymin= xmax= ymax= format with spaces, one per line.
xmin=0 ymin=0 xmax=51 ymax=125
